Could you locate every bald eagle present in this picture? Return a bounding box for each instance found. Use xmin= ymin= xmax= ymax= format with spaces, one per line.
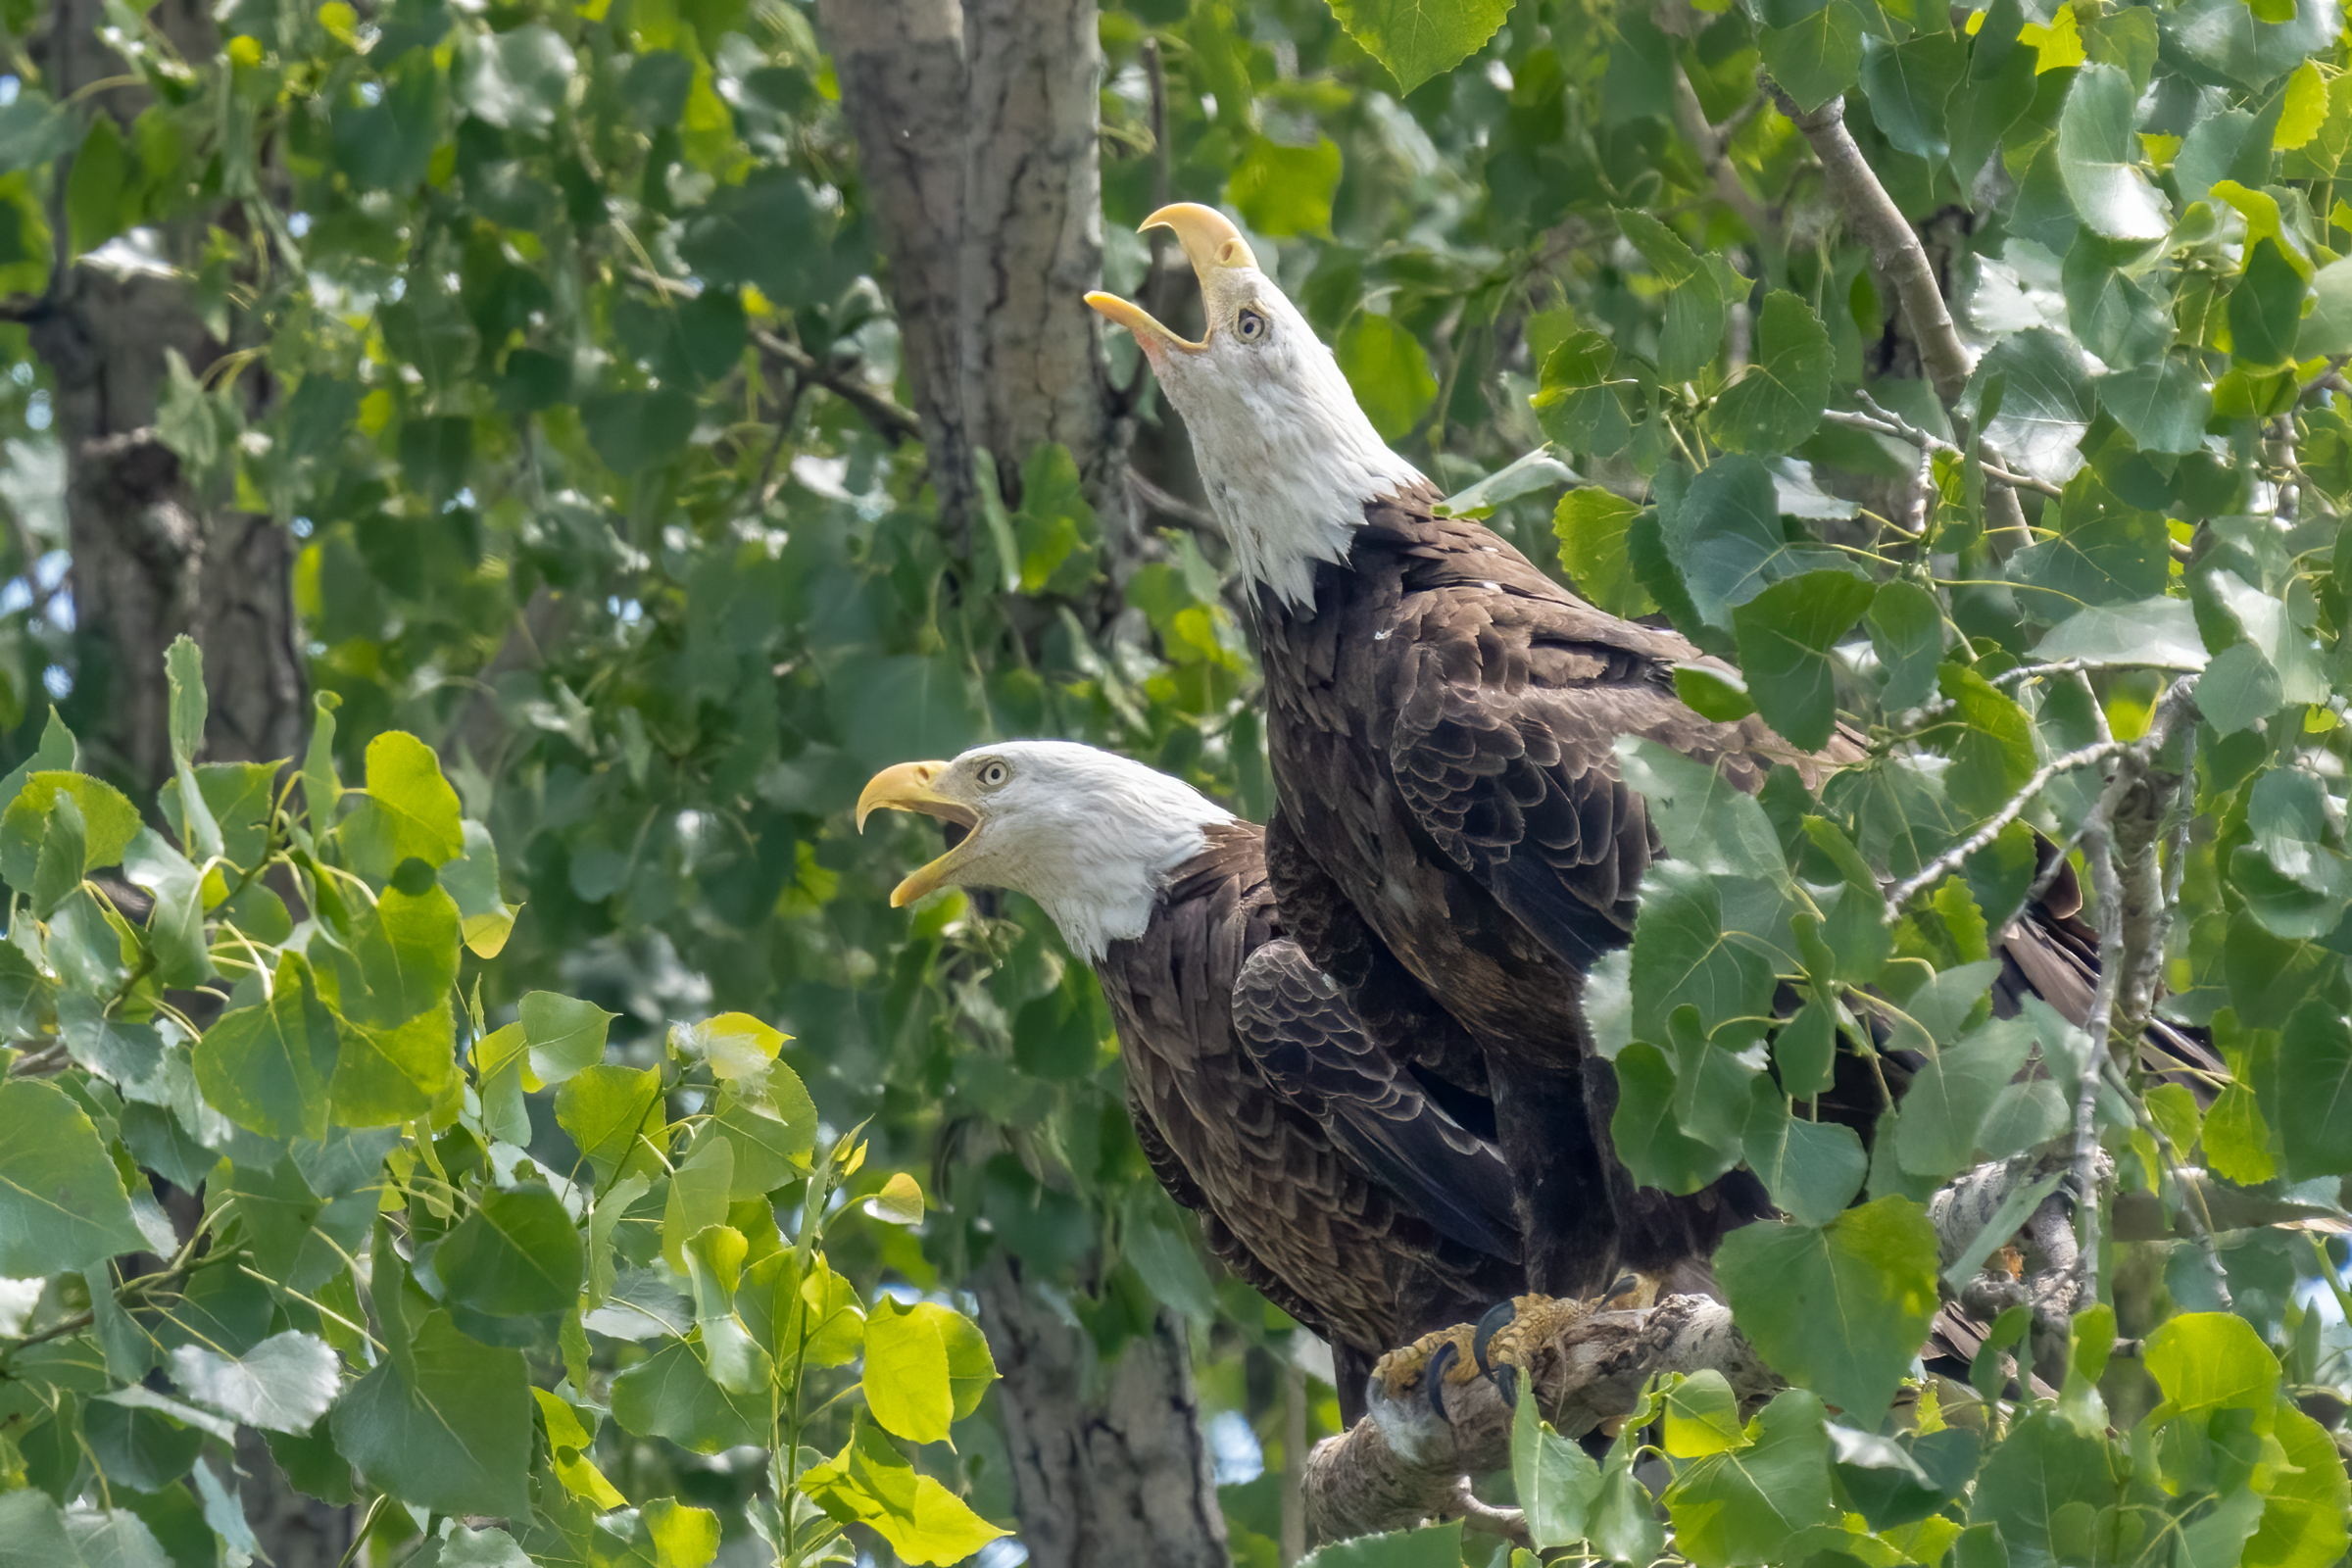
xmin=858 ymin=741 xmax=1523 ymax=1419
xmin=1085 ymin=206 xmax=2218 ymax=1302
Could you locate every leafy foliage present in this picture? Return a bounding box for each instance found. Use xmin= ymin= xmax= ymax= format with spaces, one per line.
xmin=5 ymin=0 xmax=2352 ymax=1554
xmin=0 ymin=648 xmax=998 ymax=1566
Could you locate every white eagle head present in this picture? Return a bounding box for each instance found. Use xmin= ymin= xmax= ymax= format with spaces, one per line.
xmin=856 ymin=740 xmax=1234 ymax=960
xmin=1086 ymin=203 xmax=1426 ymax=607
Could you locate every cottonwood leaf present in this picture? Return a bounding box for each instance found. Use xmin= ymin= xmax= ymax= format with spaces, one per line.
xmin=1322 ymin=0 xmax=1509 ymax=92
xmin=1715 ymin=1197 xmax=1939 ymax=1422
xmin=169 ymin=1332 xmax=341 ymax=1434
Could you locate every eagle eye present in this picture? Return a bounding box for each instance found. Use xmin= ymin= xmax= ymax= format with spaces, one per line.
xmin=978 ymin=760 xmax=1010 ymax=788
xmin=1236 ymin=306 xmax=1270 ymax=344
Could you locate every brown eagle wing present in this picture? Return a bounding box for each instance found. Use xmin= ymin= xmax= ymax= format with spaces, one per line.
xmin=1231 ymin=938 xmax=1520 ymax=1261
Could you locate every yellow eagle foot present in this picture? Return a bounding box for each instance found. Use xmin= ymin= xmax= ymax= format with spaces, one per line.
xmin=1372 ymin=1277 xmax=1656 ymax=1422
xmin=1472 ymin=1276 xmax=1660 ymax=1408
xmin=1372 ymin=1321 xmax=1489 ymax=1421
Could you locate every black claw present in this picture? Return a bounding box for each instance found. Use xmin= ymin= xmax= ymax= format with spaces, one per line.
xmin=1471 ymin=1298 xmax=1519 ymax=1374
xmin=1425 ymin=1341 xmax=1459 ymax=1421
xmin=1607 ymin=1273 xmax=1639 ymax=1307
xmin=1493 ymin=1362 xmax=1520 ymax=1409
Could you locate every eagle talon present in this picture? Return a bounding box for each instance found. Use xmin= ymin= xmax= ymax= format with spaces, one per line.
xmin=1493 ymin=1362 xmax=1520 ymax=1409
xmin=1426 ymin=1340 xmax=1460 ymax=1420
xmin=1471 ymin=1297 xmax=1519 ymax=1375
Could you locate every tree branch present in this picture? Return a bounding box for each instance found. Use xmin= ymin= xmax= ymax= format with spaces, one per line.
xmin=1820 ymin=404 xmax=2062 ymax=500
xmin=1882 ymin=740 xmax=2131 ymax=919
xmin=1673 ymin=62 xmax=1771 ymax=240
xmin=752 ymin=328 xmax=924 ymax=445
xmin=1768 ymin=80 xmax=2032 ymax=544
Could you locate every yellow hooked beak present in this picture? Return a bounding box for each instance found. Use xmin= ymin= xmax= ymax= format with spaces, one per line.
xmin=857 ymin=761 xmax=982 ymax=907
xmin=1084 ymin=202 xmax=1260 ymax=355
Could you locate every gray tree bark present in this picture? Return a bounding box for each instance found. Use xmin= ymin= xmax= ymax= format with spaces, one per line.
xmin=19 ymin=0 xmax=321 ymax=1558
xmin=19 ymin=0 xmax=308 ymax=795
xmin=818 ymin=12 xmax=1221 ymax=1564
xmin=978 ymin=1259 xmax=1230 ymax=1568
xmin=816 ymin=0 xmax=1135 ymax=554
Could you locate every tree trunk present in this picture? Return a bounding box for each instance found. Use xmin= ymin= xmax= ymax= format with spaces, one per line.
xmin=817 ymin=0 xmax=975 ymax=526
xmin=821 ymin=11 xmax=1218 ymax=1561
xmin=27 ymin=0 xmax=308 ymax=794
xmin=29 ymin=0 xmax=321 ymax=1556
xmin=977 ymin=1260 xmax=1230 ymax=1568
xmin=818 ymin=0 xmax=1134 ymax=552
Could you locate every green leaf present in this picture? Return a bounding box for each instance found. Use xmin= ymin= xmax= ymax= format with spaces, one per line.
xmin=167 ymin=1331 xmax=340 ymax=1435
xmin=438 ymin=1183 xmax=583 ymax=1318
xmin=348 ymin=732 xmax=466 ymax=870
xmin=1612 ymin=1041 xmax=1743 ymax=1194
xmin=122 ymin=828 xmax=213 ymax=988
xmin=1861 ymin=32 xmax=1966 ymax=164
xmin=682 ymin=1224 xmax=770 ymax=1396
xmin=1709 ymin=293 xmax=1834 ymax=456
xmin=863 ymin=1296 xmax=954 ymax=1443
xmin=671 ymin=1011 xmax=789 ymax=1085
xmin=1616 ymin=210 xmax=1729 ymax=381
xmin=0 ymin=1076 xmax=142 ymax=1277
xmin=2034 ymin=596 xmax=2208 ymax=668
xmin=1613 ymin=737 xmax=1785 ymax=885
xmin=1511 ymin=1394 xmax=1602 ymax=1549
xmin=2056 ymin=62 xmax=2170 ymax=239
xmin=557 ymin=1065 xmax=665 ymax=1185
xmin=56 ymin=993 xmax=163 ymax=1086
xmin=662 ymin=1134 xmax=735 ymax=1272
xmin=1894 ymin=1015 xmax=2038 ymax=1178
xmin=1731 ymin=569 xmax=1876 ymax=751
xmin=2274 ymin=1002 xmax=2352 ymax=1177
xmin=1227 ymin=136 xmax=1341 ymax=237
xmin=520 ymin=991 xmax=615 ymax=1084
xmin=1534 ymin=333 xmax=1635 ymax=461
xmin=1554 ymin=488 xmax=1655 ymax=617
xmin=331 ymin=1005 xmax=456 ymax=1128
xmin=1660 ymin=1390 xmax=1838 ymax=1568
xmin=1966 ymin=1410 xmax=2121 ymax=1557
xmin=1628 ymin=861 xmax=1780 ymax=1046
xmin=2100 ymin=359 xmax=2214 ymax=455
xmin=1714 ymin=1196 xmax=1940 ymax=1422
xmin=1664 ymin=456 xmax=1846 ymax=633
xmin=454 ymin=24 xmax=575 ymax=133
xmin=610 ymin=1338 xmax=766 ymax=1451
xmin=710 ymin=1089 xmax=812 ymax=1198
xmin=329 ymin=1303 xmax=532 ymax=1519
xmin=1968 ymin=329 xmax=2093 ymax=486
xmin=1760 ymin=0 xmax=1866 ymax=113
xmin=1321 ymin=0 xmax=1508 ymax=92
xmin=2230 ymin=239 xmax=2308 ymax=368
xmin=801 ymin=1420 xmax=1012 ymax=1565
xmin=1660 ymin=1370 xmax=1746 ymax=1457
xmin=1936 ymin=665 xmax=2036 ymax=817
xmin=2008 ymin=511 xmax=2172 ymax=612
xmin=2144 ymin=1309 xmax=2280 ymax=1418
xmin=0 ymin=771 xmax=141 ymax=891
xmin=1742 ymin=1109 xmax=1867 ymax=1227
xmin=2245 ymin=1400 xmax=2351 ymax=1568
xmin=1334 ymin=315 xmax=1437 ymax=443
xmin=342 ymin=881 xmax=462 ymax=1029
xmin=193 ymin=956 xmax=340 ymax=1141
xmin=1868 ymin=580 xmax=1945 ymax=712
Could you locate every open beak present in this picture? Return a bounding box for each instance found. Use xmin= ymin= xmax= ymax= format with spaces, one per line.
xmin=1084 ymin=202 xmax=1259 ymax=357
xmin=858 ymin=761 xmax=983 ymax=907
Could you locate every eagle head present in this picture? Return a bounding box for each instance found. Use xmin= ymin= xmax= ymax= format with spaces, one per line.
xmin=857 ymin=740 xmax=1234 ymax=959
xmin=1086 ymin=203 xmax=1425 ymax=607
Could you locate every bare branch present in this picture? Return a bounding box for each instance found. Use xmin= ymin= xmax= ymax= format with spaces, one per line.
xmin=1883 ymin=740 xmax=2131 ymax=919
xmin=1820 ymin=405 xmax=2061 ymax=499
xmin=1673 ymin=62 xmax=1772 ymax=239
xmin=1769 ymin=82 xmax=2033 ymax=544
xmin=752 ymin=328 xmax=924 ymax=445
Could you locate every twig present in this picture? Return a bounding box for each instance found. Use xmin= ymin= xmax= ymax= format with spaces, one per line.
xmin=1770 ymin=81 xmax=2033 ymax=543
xmin=1882 ymin=740 xmax=2130 ymax=918
xmin=1125 ymin=467 xmax=1219 ymax=536
xmin=1821 ymin=405 xmax=2061 ymax=499
xmin=2071 ymin=819 xmax=2124 ymax=1304
xmin=751 ymin=328 xmax=922 ymax=445
xmin=2298 ymin=353 xmax=2349 ymax=401
xmin=1672 ymin=61 xmax=1771 ymax=238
